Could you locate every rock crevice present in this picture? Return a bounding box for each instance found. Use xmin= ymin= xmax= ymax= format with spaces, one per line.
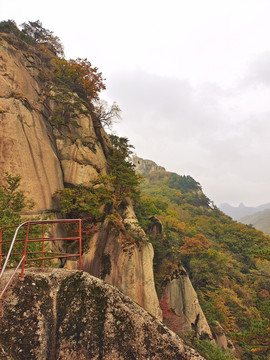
xmin=0 ymin=33 xmax=161 ymax=321
xmin=0 ymin=269 xmax=206 ymax=360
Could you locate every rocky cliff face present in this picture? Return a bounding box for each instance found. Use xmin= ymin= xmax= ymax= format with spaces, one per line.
xmin=0 ymin=34 xmax=161 ymax=319
xmin=66 ymin=200 xmax=162 ymax=320
xmin=0 ymin=35 xmax=63 ymax=213
xmin=160 ymin=266 xmax=213 ymax=340
xmin=147 ymin=217 xmax=213 ymax=340
xmin=133 ymin=156 xmax=166 ymax=176
xmin=0 ymin=34 xmax=109 ymax=214
xmin=0 ymin=269 xmax=206 ymax=360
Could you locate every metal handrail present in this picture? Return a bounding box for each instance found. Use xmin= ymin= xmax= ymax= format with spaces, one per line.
xmin=0 ymin=220 xmax=29 ymax=281
xmin=0 ymin=256 xmax=25 ymax=300
xmin=0 ymin=219 xmax=82 ymax=297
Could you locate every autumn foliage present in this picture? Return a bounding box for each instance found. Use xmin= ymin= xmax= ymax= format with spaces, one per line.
xmin=159 ymin=297 xmax=180 ymax=333
xmin=135 ymin=167 xmax=270 ymax=359
xmin=179 ymin=234 xmax=211 ymax=257
xmin=53 ymin=57 xmax=106 ymax=102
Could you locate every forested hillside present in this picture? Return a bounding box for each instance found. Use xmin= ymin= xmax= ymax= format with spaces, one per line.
xmin=0 ymin=19 xmax=269 ymax=360
xmin=241 ymin=209 xmax=270 ymax=236
xmin=134 ymin=159 xmax=270 ymax=360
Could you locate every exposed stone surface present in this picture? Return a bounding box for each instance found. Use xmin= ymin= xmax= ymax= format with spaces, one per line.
xmin=0 ymin=34 xmax=108 ymax=213
xmin=213 ymin=322 xmax=235 ymax=351
xmin=66 ymin=207 xmax=162 ymax=320
xmin=0 ymin=269 xmax=206 ymax=360
xmin=0 ymin=34 xmax=161 ymax=320
xmin=146 ymin=217 xmax=213 ymax=340
xmin=160 ymin=266 xmax=213 ymax=340
xmin=147 ymin=216 xmax=164 ymax=240
xmin=51 ymin=109 xmax=109 ymax=186
xmin=133 ymin=156 xmax=165 ymax=176
xmin=0 ymin=36 xmax=63 ymax=212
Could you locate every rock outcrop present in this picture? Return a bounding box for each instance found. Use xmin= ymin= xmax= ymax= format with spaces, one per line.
xmin=0 ymin=35 xmax=64 ymax=213
xmin=0 ymin=34 xmax=161 ymax=319
xmin=147 ymin=217 xmax=213 ymax=340
xmin=0 ymin=268 xmax=206 ymax=360
xmin=212 ymin=322 xmax=235 ymax=351
xmin=0 ymin=34 xmax=109 ymax=214
xmin=160 ymin=266 xmax=213 ymax=340
xmin=133 ymin=156 xmax=165 ymax=176
xmin=66 ymin=200 xmax=162 ymax=320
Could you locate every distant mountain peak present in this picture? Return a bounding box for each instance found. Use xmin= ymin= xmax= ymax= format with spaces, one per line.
xmin=219 ymin=202 xmax=270 ymax=221
xmin=133 ymin=156 xmax=166 ymax=176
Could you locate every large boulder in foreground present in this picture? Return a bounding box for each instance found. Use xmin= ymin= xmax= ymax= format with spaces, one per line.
xmin=0 ymin=268 xmax=205 ymax=360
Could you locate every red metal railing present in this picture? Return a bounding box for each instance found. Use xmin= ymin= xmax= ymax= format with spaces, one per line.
xmin=0 ymin=219 xmax=82 ymax=292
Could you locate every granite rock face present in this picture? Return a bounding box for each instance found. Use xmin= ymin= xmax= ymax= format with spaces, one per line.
xmin=0 ymin=34 xmax=161 ymax=320
xmin=133 ymin=156 xmax=166 ymax=176
xmin=65 ymin=202 xmax=162 ymax=320
xmin=0 ymin=269 xmax=206 ymax=360
xmin=213 ymin=322 xmax=235 ymax=351
xmin=0 ymin=33 xmax=212 ymax=349
xmin=0 ymin=34 xmax=109 ymax=214
xmin=160 ymin=266 xmax=213 ymax=340
xmin=0 ymin=35 xmax=63 ymax=213
xmin=146 ymin=217 xmax=213 ymax=340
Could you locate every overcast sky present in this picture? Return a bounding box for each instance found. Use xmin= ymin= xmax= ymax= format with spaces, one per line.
xmin=2 ymin=0 xmax=270 ymax=206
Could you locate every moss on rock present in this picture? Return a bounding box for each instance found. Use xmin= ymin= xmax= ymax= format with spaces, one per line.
xmin=0 ymin=269 xmax=205 ymax=359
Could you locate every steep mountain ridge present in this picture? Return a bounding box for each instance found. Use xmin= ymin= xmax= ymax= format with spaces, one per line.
xmin=134 ymin=157 xmax=270 ymax=360
xmin=0 ymin=32 xmax=110 ymax=214
xmin=1 ymin=23 xmax=269 ymax=360
xmin=133 ymin=155 xmax=166 ymax=176
xmin=0 ymin=32 xmax=161 ymax=320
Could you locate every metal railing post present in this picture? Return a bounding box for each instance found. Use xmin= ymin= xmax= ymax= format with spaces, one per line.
xmin=20 ymin=222 xmax=30 ymax=281
xmin=0 ymin=218 xmax=85 ymax=295
xmin=41 ymin=223 xmax=45 ymax=268
xmin=0 ymin=228 xmax=2 ymax=271
xmin=0 ymin=221 xmax=29 ymax=281
xmin=79 ymin=219 xmax=82 ymax=271
xmin=0 ymin=256 xmax=25 ymax=300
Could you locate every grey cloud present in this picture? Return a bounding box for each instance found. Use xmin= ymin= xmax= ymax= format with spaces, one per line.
xmin=105 ymin=69 xmax=270 ymax=206
xmin=241 ymin=51 xmax=270 ymax=87
xmin=107 ymin=70 xmax=227 ymax=140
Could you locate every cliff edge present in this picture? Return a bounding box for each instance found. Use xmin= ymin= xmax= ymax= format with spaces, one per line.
xmin=0 ymin=33 xmax=161 ymax=320
xmin=0 ymin=269 xmax=205 ymax=360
